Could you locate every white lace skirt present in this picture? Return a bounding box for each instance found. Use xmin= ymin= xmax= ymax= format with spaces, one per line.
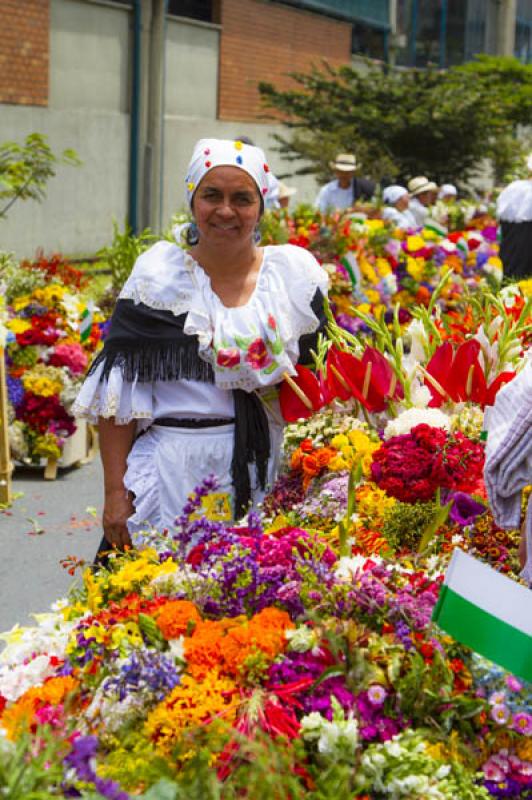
xmin=124 ymin=422 xmax=283 ymax=545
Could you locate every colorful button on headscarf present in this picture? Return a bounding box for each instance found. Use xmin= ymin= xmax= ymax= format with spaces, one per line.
xmin=184 ymin=138 xmax=270 ymax=208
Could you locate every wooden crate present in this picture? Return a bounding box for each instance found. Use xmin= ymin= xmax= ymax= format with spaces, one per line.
xmin=44 ymin=421 xmax=99 ymax=480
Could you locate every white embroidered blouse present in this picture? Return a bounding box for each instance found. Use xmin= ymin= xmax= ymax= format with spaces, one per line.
xmin=72 ymin=242 xmax=328 ymax=425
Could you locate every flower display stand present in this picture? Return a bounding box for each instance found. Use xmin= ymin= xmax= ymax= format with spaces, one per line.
xmin=0 ymin=348 xmax=13 ymax=504
xmin=44 ymin=421 xmax=99 ymax=480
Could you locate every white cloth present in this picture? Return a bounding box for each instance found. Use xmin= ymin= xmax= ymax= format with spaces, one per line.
xmin=185 ymin=138 xmax=270 ymax=207
xmin=409 ymin=196 xmax=429 ymax=227
xmin=124 ymin=420 xmax=284 ymax=544
xmin=484 ymin=362 xmax=532 ymax=583
xmin=496 ymin=179 xmax=532 ymax=223
xmin=382 ymin=206 xmax=417 ymax=229
xmin=315 ymin=179 xmax=353 ymax=212
xmin=265 ymin=171 xmax=280 ymax=209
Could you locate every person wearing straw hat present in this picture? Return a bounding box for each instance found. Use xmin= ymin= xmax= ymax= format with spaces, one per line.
xmin=278 ymin=181 xmax=297 ymax=209
xmin=315 ymin=153 xmax=375 ymax=213
xmin=496 ymin=153 xmax=532 ymax=279
xmin=382 ymin=185 xmax=416 ymax=229
xmin=407 ymin=176 xmax=438 ymax=227
xmin=73 ymin=138 xmax=328 ymax=556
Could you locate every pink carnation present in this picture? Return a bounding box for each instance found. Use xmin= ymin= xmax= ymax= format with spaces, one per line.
xmin=48 ymin=343 xmax=88 ymax=374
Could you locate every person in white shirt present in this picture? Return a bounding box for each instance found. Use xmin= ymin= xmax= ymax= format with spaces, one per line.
xmin=382 ymin=185 xmax=417 ymax=229
xmin=315 ymin=153 xmax=375 ymax=212
xmin=407 ymin=176 xmax=438 ymax=227
xmin=496 ymin=153 xmax=532 ymax=279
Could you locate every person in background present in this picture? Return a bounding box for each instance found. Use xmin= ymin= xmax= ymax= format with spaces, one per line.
xmin=315 ymin=153 xmax=375 ymax=213
xmin=438 ymin=183 xmax=458 ymax=203
xmin=496 ymin=153 xmax=532 ymax=279
xmin=277 ymin=181 xmax=297 ymax=209
xmin=407 ymin=176 xmax=438 ymax=227
xmin=382 ymin=185 xmax=416 ymax=229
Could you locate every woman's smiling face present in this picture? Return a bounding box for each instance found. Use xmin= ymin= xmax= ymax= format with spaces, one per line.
xmin=192 ymin=166 xmax=262 ymax=246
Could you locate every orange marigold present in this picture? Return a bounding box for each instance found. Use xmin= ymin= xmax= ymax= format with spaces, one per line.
xmin=156 ymin=599 xmax=202 ymax=640
xmin=1 ymin=675 xmax=78 ymax=739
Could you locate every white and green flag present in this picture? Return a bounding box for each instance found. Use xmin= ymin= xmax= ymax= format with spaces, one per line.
xmin=340 ymin=251 xmax=362 ymax=288
xmin=432 ymin=548 xmax=532 ymax=682
xmin=79 ymin=304 xmax=94 ymax=343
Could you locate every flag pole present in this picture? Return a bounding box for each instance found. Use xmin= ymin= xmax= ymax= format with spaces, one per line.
xmin=0 ymin=347 xmax=13 ymax=505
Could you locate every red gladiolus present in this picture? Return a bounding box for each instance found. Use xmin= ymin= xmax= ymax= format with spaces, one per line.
xmin=279 ymin=365 xmax=323 ymax=422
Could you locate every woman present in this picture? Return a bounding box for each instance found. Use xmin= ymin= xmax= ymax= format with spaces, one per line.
xmin=382 ymin=185 xmax=416 ymax=229
xmin=73 ymin=138 xmax=328 ymax=552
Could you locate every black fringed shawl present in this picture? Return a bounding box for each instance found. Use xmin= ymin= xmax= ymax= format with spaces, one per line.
xmin=90 ymin=291 xmax=326 ymax=517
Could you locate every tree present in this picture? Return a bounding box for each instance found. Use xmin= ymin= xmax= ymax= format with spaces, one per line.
xmin=0 ymin=133 xmax=80 ymax=220
xmin=258 ymin=56 xmax=532 ymax=189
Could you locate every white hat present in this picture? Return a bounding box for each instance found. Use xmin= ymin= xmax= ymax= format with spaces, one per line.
xmin=408 ymin=176 xmax=438 ymax=197
xmin=278 ymin=181 xmax=297 ymax=200
xmin=439 ymin=183 xmax=457 ymax=198
xmin=329 ymin=153 xmax=357 ymax=172
xmin=185 ymin=138 xmax=270 ymax=208
xmin=383 ymin=185 xmax=408 ymax=206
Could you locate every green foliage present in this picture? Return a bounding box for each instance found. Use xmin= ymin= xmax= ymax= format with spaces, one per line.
xmin=0 ymin=726 xmax=68 ymax=799
xmin=383 ymin=500 xmax=441 ymax=551
xmin=258 ymin=55 xmax=532 ymax=187
xmin=0 ymin=133 xmax=80 ymax=219
xmin=97 ymin=220 xmax=157 ymax=293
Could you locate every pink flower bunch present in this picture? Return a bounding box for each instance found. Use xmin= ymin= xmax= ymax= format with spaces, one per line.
xmin=370 ymin=424 xmax=485 ymax=503
xmin=48 ymin=343 xmax=88 ymax=374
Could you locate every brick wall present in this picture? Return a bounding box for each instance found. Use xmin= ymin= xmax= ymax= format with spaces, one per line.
xmin=218 ymin=0 xmax=352 ymax=121
xmin=0 ymin=0 xmax=49 ymax=106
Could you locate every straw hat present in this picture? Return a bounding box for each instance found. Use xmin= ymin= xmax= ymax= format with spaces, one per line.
xmin=278 ymin=181 xmax=297 ymax=200
xmin=329 ymin=153 xmax=357 ymax=172
xmin=408 ymin=176 xmax=438 ymax=197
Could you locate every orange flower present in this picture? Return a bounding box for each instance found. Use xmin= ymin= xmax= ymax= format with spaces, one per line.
xmin=1 ymin=676 xmax=78 ymax=739
xmin=300 ymin=438 xmax=314 ymax=454
xmin=315 ymin=447 xmax=336 ymax=469
xmin=302 ymin=454 xmax=320 ymax=476
xmin=290 ymin=447 xmax=304 ymax=470
xmin=156 ymin=599 xmax=202 ymax=640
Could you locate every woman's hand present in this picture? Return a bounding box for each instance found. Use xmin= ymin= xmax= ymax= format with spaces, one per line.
xmin=102 ymin=488 xmax=134 ymax=550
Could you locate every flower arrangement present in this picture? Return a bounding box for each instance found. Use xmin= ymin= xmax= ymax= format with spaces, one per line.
xmin=1 ymin=253 xmax=105 ymax=463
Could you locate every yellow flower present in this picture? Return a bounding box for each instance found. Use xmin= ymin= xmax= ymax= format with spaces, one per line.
xmin=7 ymin=319 xmax=32 ymax=334
xmin=406 ymin=256 xmax=425 ymax=282
xmin=11 ymin=295 xmax=32 ymax=312
xmin=33 ymin=284 xmax=66 ymax=306
xmin=83 ymin=568 xmax=103 ymax=613
xmin=330 ymin=434 xmax=349 ymax=449
xmin=518 ymin=278 xmax=532 ymax=297
xmin=365 ymin=289 xmax=380 ymax=304
xmin=22 ymin=368 xmax=63 ymax=397
xmin=329 ymin=456 xmax=348 ymax=471
xmin=406 ymin=235 xmax=425 ymax=252
xmin=365 ymin=219 xmax=384 ymax=231
xmin=108 ymin=548 xmax=171 ymax=593
xmin=375 ymin=257 xmax=391 ymax=276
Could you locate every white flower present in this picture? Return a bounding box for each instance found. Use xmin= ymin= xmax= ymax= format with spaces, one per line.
xmin=334 ymin=555 xmax=369 ymax=581
xmin=285 ymin=626 xmax=318 ymax=653
xmin=300 ymin=712 xmax=324 ymax=740
xmin=167 ymin=636 xmax=185 ymax=663
xmin=384 ymin=407 xmax=450 ymax=439
xmin=406 ymin=318 xmax=429 ymax=362
xmin=409 ymin=382 xmax=433 ymax=409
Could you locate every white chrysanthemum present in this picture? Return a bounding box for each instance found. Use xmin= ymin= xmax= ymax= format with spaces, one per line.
xmin=384 ymin=407 xmax=450 ymax=439
xmin=409 ymin=383 xmax=433 ymax=409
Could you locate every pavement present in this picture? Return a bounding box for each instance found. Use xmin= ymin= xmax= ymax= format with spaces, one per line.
xmin=0 ymin=457 xmax=104 ymax=634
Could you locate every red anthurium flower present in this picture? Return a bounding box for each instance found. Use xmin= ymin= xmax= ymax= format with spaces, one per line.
xmin=424 ymin=340 xmax=516 ymax=409
xmin=279 ymin=365 xmax=323 ymax=422
xmin=484 ymin=371 xmax=515 ymax=407
xmin=326 ymin=347 xmax=353 ymax=402
xmin=328 ymin=346 xmax=401 ymax=412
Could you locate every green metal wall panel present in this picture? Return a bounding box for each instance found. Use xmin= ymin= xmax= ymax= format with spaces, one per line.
xmin=275 ymin=0 xmax=390 ymax=29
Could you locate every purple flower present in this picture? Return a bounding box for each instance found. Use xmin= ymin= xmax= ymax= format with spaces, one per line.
xmin=446 ymin=491 xmax=486 ymax=527
xmin=64 ymin=736 xmax=129 ymax=799
xmin=490 ymin=703 xmax=510 ymax=725
xmin=6 ymin=375 xmax=24 ymax=407
xmin=512 ymin=711 xmax=532 ymax=736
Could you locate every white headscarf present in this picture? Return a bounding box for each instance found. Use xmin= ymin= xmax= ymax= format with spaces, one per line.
xmin=185 ymin=138 xmax=271 ymax=208
xmin=438 ymin=183 xmax=457 ymax=199
xmin=383 ymin=185 xmax=408 ymax=206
